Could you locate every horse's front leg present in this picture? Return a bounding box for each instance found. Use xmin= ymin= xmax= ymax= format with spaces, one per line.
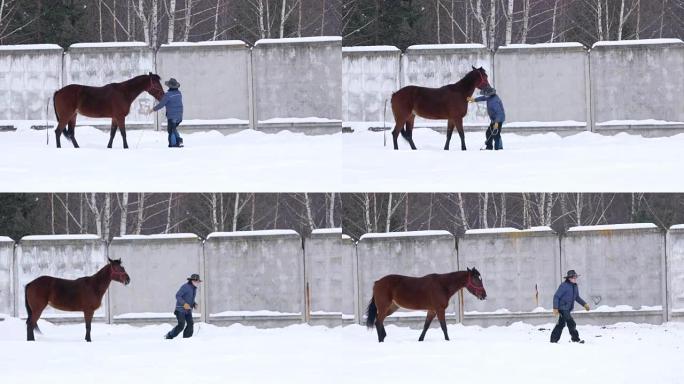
xmin=107 ymin=120 xmax=118 ymax=148
xmin=444 ymin=120 xmax=455 ymax=150
xmin=456 ymin=119 xmax=466 ymax=151
xmin=54 ymin=127 xmax=63 ymax=149
xmin=84 ymin=310 xmax=94 ymax=342
xmin=119 ymin=119 xmax=129 ymax=149
xmin=418 ymin=310 xmax=436 ymax=341
xmin=436 ymin=309 xmax=449 ymax=341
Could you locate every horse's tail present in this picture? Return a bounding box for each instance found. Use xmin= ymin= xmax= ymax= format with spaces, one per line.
xmin=24 ymin=284 xmax=41 ymax=334
xmin=52 ymin=91 xmax=59 ymax=124
xmin=365 ymin=296 xmax=377 ymax=329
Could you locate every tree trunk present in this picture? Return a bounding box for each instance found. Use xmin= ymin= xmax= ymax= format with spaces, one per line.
xmin=364 ymin=193 xmax=372 ymax=233
xmin=65 ymin=193 xmax=70 ymax=234
xmin=98 ymin=0 xmax=103 ymax=42
xmin=500 ymin=193 xmax=507 ymax=227
xmin=597 ymin=0 xmax=604 ymax=40
xmin=212 ymin=0 xmax=221 ymax=40
xmin=436 ymin=0 xmax=441 ymax=44
xmin=211 ymin=193 xmax=219 ymax=232
xmin=618 ymin=0 xmax=626 ymax=40
xmin=50 ymin=193 xmax=55 ymax=234
xmin=297 ymin=0 xmax=302 ymax=36
xmin=304 ymin=193 xmax=315 ymax=231
xmin=168 ymin=0 xmax=176 ymax=43
xmin=505 ymin=0 xmax=514 ymax=45
xmin=457 ymin=193 xmax=468 ymax=230
xmin=480 ymin=193 xmax=489 ymax=228
xmin=232 ymin=193 xmax=240 ymax=231
xmin=250 ymin=194 xmax=256 ymax=230
xmin=120 ymin=193 xmax=128 ymax=236
xmin=273 ymin=193 xmax=279 ymax=229
xmin=521 ymin=0 xmax=530 ymax=43
xmin=138 ymin=0 xmax=150 ymax=45
xmin=135 ymin=192 xmax=145 ymax=234
xmin=164 ymin=193 xmax=173 ymax=233
xmin=280 ymin=0 xmax=287 ymax=38
xmin=183 ymin=0 xmax=192 ymax=41
xmin=328 ymin=193 xmax=336 ymax=227
xmin=550 ymin=0 xmax=559 ymax=42
xmin=90 ymin=193 xmax=102 ymax=238
xmin=103 ymin=194 xmax=111 ymax=241
xmin=151 ymin=0 xmax=158 ymax=46
xmin=487 ymin=0 xmax=496 ymax=49
xmin=258 ymin=0 xmax=266 ymax=38
xmin=113 ymin=0 xmax=118 ymax=41
xmin=427 ymin=193 xmax=434 ymax=230
xmin=320 ymin=0 xmax=326 ymax=35
xmin=385 ymin=193 xmax=393 ymax=232
xmin=576 ymin=193 xmax=583 ymax=226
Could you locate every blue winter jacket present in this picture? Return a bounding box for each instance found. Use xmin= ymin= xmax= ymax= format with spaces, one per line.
xmin=174 ymin=282 xmax=197 ymax=312
xmin=553 ymin=280 xmax=587 ymax=311
xmin=153 ymin=88 xmax=183 ymax=122
xmin=474 ymin=94 xmax=506 ymax=123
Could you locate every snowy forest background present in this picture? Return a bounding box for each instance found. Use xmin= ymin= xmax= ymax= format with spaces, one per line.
xmin=342 ymin=193 xmax=684 ymax=240
xmin=0 ymin=193 xmax=341 ymax=241
xmin=0 ymin=1 xmax=681 ymax=48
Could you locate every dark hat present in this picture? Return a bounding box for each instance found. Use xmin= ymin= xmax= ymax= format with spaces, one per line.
xmin=165 ymin=78 xmax=180 ymax=88
xmin=564 ymin=270 xmax=579 ymax=279
xmin=480 ymin=85 xmax=496 ymax=97
xmin=187 ymin=273 xmax=202 ymax=282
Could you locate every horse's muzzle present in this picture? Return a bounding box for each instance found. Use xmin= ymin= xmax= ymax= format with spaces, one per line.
xmin=124 ymin=275 xmax=131 ymax=285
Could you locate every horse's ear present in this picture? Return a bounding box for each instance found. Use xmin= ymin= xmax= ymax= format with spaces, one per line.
xmin=471 ymin=65 xmax=476 ymax=70
xmin=107 ymin=257 xmax=113 ymax=263
xmin=467 ymin=267 xmax=471 ymax=272
xmin=148 ymin=71 xmax=152 ymax=76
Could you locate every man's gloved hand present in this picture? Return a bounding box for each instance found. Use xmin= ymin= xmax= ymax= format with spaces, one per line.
xmin=183 ymin=303 xmax=191 ymax=311
xmin=553 ymin=308 xmax=559 ymax=316
xmin=144 ymin=107 xmax=154 ymax=115
xmin=466 ymin=96 xmax=476 ymax=103
xmin=192 ymin=302 xmax=198 ymax=310
xmin=584 ymin=304 xmax=590 ymax=311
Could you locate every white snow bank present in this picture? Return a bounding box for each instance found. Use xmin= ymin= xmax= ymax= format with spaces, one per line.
xmin=254 ymin=36 xmax=342 ymax=46
xmin=113 ymin=312 xmax=201 ymax=319
xmin=21 ymin=234 xmax=100 ymax=241
xmin=500 ymin=42 xmax=585 ymax=49
xmin=591 ymin=305 xmax=662 ymax=312
xmin=0 ymin=237 xmax=13 ymax=243
xmin=311 ymin=228 xmax=342 ymax=235
xmin=0 ymin=125 xmax=341 ymax=192
xmin=210 ymin=310 xmax=302 ymax=317
xmin=343 ymin=129 xmax=684 ymax=191
xmin=69 ymin=42 xmax=148 ymax=49
xmin=258 ymin=117 xmax=342 ymax=124
xmin=113 ymin=233 xmax=199 ymax=241
xmin=568 ymin=223 xmax=657 ymax=232
xmin=592 ymin=38 xmax=683 ymax=48
xmin=206 ymin=230 xmax=299 ymax=239
xmin=160 ymin=118 xmax=249 ymax=126
xmin=465 ymin=226 xmax=554 ymax=235
xmin=359 ymin=230 xmax=452 ymax=240
xmin=506 ymin=120 xmax=587 ymax=128
xmin=406 ymin=44 xmax=486 ymax=50
xmin=342 ymin=45 xmax=401 ymax=53
xmin=0 ymin=44 xmax=62 ymax=51
xmin=1 ymin=318 xmax=683 ymax=383
xmin=596 ymin=119 xmax=684 ymax=126
xmin=160 ymin=40 xmax=247 ymax=48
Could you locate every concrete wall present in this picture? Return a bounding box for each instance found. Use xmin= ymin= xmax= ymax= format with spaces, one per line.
xmin=156 ymin=41 xmax=252 ymax=132
xmin=494 ymin=43 xmax=590 ymax=134
xmin=0 ymin=237 xmax=14 ymax=317
xmin=108 ymin=234 xmax=203 ymax=324
xmin=252 ymin=37 xmax=342 ymax=133
xmin=204 ymin=230 xmax=305 ymax=326
xmin=64 ymin=42 xmax=156 ymax=128
xmin=15 ymin=235 xmax=107 ymax=321
xmin=561 ymin=224 xmax=666 ymax=324
xmin=458 ymin=227 xmax=560 ymax=326
xmin=590 ymin=39 xmax=684 ymax=136
xmin=0 ymin=45 xmax=63 ymax=122
xmin=356 ymin=231 xmax=458 ymax=326
xmin=667 ymin=225 xmax=684 ymax=321
xmin=401 ymin=44 xmax=493 ymax=128
xmin=342 ymin=46 xmax=401 ymax=124
xmin=304 ymin=229 xmax=356 ymax=325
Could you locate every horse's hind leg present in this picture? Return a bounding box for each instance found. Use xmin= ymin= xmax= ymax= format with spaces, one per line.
xmin=374 ymin=297 xmax=390 ymax=342
xmin=444 ymin=120 xmax=455 ymax=150
xmin=107 ymin=120 xmax=118 ymax=148
xmin=436 ymin=309 xmax=449 ymax=341
xmin=26 ymin=292 xmax=47 ymax=341
xmin=84 ymin=310 xmax=94 ymax=342
xmin=402 ymin=114 xmax=417 ymax=150
xmin=67 ymin=117 xmax=79 ymax=148
xmin=418 ymin=310 xmax=436 ymax=341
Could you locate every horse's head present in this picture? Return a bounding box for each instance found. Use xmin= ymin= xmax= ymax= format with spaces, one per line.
xmin=108 ymin=257 xmax=131 ymax=285
xmin=146 ymin=72 xmax=165 ymax=101
xmin=465 ymin=267 xmax=487 ymax=300
xmin=471 ymin=66 xmax=490 ymax=90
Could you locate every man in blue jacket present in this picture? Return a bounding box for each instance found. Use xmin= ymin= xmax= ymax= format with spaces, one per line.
xmin=468 ymin=84 xmax=505 ymax=150
xmin=165 ymin=273 xmax=201 ymax=339
xmin=550 ymin=270 xmax=590 ymax=343
xmin=149 ymin=78 xmax=184 ymax=148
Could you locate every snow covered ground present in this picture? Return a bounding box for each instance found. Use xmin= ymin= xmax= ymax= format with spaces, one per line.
xmin=343 ymin=129 xmax=684 ymax=191
xmin=0 ymin=125 xmax=341 ymax=191
xmin=0 ymin=317 xmax=682 ymax=383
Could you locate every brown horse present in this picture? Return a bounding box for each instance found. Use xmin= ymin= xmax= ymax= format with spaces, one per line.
xmin=390 ymin=66 xmax=489 ymax=151
xmin=52 ymin=73 xmax=164 ymax=149
xmin=365 ymin=268 xmax=486 ymax=342
xmin=24 ymin=258 xmax=131 ymax=342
